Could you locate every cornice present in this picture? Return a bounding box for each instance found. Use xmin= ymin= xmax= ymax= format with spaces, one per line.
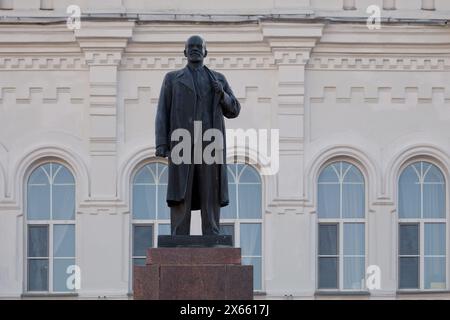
xmin=319 ymin=24 xmax=450 ymax=45
xmin=261 ymin=21 xmax=324 ymax=49
xmin=0 ymin=21 xmax=448 ymax=68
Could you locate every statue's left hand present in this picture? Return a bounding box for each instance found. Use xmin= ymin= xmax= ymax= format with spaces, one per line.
xmin=212 ymin=80 xmax=224 ymax=98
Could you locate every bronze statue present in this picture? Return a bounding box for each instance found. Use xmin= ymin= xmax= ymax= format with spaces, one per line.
xmin=155 ymin=35 xmax=241 ymax=236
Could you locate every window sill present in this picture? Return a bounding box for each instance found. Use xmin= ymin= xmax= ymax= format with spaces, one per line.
xmin=396 ymin=290 xmax=450 ymax=295
xmin=315 ymin=291 xmax=370 ymax=296
xmin=21 ymin=293 xmax=79 ymax=299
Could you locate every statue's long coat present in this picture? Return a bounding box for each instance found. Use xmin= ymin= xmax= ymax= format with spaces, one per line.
xmin=155 ymin=66 xmax=241 ymax=210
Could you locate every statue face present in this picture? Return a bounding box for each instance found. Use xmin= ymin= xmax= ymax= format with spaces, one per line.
xmin=184 ymin=35 xmax=207 ymax=63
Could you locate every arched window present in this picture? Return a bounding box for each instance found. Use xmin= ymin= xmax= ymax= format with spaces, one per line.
xmin=131 ymin=162 xmax=170 ymax=266
xmin=398 ymin=161 xmax=446 ymax=290
xmin=26 ymin=162 xmax=76 ymax=293
xmin=317 ymin=161 xmax=365 ymax=290
xmin=221 ymin=163 xmax=263 ymax=291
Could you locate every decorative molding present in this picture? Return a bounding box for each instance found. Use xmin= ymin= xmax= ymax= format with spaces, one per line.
xmin=78 ymin=200 xmax=128 ymax=215
xmin=384 ymin=143 xmax=450 ymax=202
xmin=279 ymin=138 xmax=304 ymax=152
xmin=10 ymin=144 xmax=91 ymax=208
xmin=307 ymin=56 xmax=450 ymax=71
xmin=0 ymin=158 xmax=5 ymax=201
xmin=124 ymin=85 xmax=272 ymax=105
xmin=119 ymin=55 xmax=277 ymax=70
xmin=267 ymin=198 xmax=306 ymax=215
xmin=304 ymin=144 xmax=381 ymax=212
xmin=274 ymin=51 xmax=310 ymax=65
xmin=85 ymin=51 xmax=123 ymax=66
xmin=0 ymin=56 xmax=87 ymax=70
xmin=310 ymin=86 xmax=450 ymax=106
xmin=116 ymin=146 xmax=157 ymax=205
xmin=75 ymin=22 xmax=133 ymax=198
xmin=124 ymin=86 xmax=152 ymax=104
xmin=0 ymin=87 xmax=84 ymax=104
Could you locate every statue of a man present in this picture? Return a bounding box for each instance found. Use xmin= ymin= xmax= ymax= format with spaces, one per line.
xmin=155 ymin=35 xmax=241 ymax=236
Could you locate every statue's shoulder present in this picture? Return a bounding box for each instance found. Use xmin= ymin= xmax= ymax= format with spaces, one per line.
xmin=208 ymin=68 xmax=226 ymax=81
xmin=163 ymin=69 xmax=183 ymax=82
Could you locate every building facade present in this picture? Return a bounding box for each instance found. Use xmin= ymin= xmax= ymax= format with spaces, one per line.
xmin=0 ymin=0 xmax=450 ymax=299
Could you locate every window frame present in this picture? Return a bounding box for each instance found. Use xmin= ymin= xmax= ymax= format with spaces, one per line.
xmin=316 ymin=160 xmax=368 ymax=292
xmin=220 ymin=163 xmax=264 ymax=292
xmin=131 ymin=223 xmax=154 ymax=266
xmin=129 ymin=161 xmax=170 ymax=293
xmin=24 ymin=160 xmax=77 ymax=294
xmin=397 ymin=159 xmax=448 ymax=292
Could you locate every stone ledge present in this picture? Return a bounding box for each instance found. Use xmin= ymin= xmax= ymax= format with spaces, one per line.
xmin=147 ymin=247 xmax=242 ymax=265
xmin=157 ymin=235 xmax=233 ymax=248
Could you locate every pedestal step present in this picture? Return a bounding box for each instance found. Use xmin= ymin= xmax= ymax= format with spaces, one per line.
xmin=158 ymin=235 xmax=233 ymax=248
xmin=147 ymin=247 xmax=242 ymax=265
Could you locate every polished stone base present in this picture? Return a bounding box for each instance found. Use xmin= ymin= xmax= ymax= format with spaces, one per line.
xmin=157 ymin=235 xmax=233 ymax=247
xmin=133 ymin=247 xmax=253 ymax=300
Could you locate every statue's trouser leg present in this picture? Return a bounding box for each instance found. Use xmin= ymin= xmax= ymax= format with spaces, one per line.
xmin=170 ymin=204 xmax=191 ymax=235
xmin=170 ymin=165 xmax=194 ymax=235
xmin=199 ymin=163 xmax=221 ymax=235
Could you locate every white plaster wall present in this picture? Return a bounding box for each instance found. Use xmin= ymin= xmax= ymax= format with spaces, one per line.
xmin=0 ymin=5 xmax=449 ymax=299
xmin=304 ymin=23 xmax=450 ymax=297
xmin=0 ymin=212 xmax=23 ymax=296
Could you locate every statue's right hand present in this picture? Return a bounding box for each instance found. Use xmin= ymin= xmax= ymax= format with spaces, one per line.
xmin=155 ymin=145 xmax=170 ymax=158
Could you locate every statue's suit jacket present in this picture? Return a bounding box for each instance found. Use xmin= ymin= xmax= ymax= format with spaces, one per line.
xmin=155 ymin=65 xmax=241 ymax=209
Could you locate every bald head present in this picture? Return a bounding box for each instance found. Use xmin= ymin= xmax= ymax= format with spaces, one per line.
xmin=184 ymin=35 xmax=207 ymax=64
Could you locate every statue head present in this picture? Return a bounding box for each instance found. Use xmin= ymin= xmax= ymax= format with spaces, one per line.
xmin=184 ymin=35 xmax=207 ymax=63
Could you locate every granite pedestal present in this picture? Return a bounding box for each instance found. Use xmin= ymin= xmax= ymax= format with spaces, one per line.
xmin=133 ymin=238 xmax=253 ymax=300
